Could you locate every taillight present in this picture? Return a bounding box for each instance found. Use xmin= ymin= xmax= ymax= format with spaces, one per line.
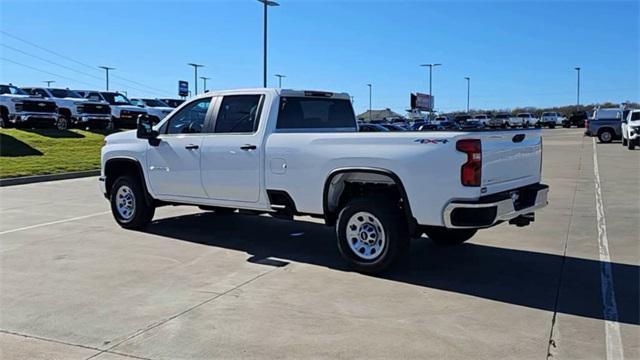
xmin=456 ymin=139 xmax=482 ymax=187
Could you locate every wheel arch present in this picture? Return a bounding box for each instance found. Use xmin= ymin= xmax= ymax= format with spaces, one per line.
xmin=104 ymin=157 xmax=153 ymax=205
xmin=597 ymin=126 xmax=615 ymax=135
xmin=58 ymin=107 xmax=72 ymax=118
xmin=322 ymin=167 xmax=416 ymax=230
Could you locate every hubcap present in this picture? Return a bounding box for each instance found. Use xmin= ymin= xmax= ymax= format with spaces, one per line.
xmin=346 ymin=211 xmax=386 ymax=260
xmin=57 ymin=118 xmax=67 ymax=130
xmin=115 ymin=185 xmax=136 ymax=220
xmin=601 ymin=132 xmax=612 ymax=142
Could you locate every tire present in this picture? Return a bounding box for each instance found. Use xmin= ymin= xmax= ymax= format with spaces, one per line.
xmin=424 ymin=227 xmax=477 ymax=246
xmin=598 ymin=129 xmax=614 ymax=143
xmin=622 ymin=137 xmax=628 ymax=146
xmin=336 ymin=198 xmax=409 ymax=274
xmin=0 ymin=110 xmax=10 ymax=128
xmin=56 ymin=116 xmax=68 ymax=131
xmin=110 ymin=175 xmax=155 ymax=229
xmin=629 ymin=139 xmax=636 ymax=150
xmin=549 ymin=123 xmax=555 ymax=129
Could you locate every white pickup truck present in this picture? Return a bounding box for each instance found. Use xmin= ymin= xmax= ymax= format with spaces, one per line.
xmin=76 ymin=90 xmax=147 ymax=129
xmin=509 ymin=113 xmax=534 ymax=128
xmin=0 ymin=84 xmax=61 ymax=129
xmin=22 ymin=87 xmax=112 ymax=129
xmin=622 ymin=109 xmax=640 ymax=150
xmin=100 ymin=88 xmax=548 ymax=273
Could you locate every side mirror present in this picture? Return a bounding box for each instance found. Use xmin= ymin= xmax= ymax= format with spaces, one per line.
xmin=137 ymin=115 xmax=160 ymax=146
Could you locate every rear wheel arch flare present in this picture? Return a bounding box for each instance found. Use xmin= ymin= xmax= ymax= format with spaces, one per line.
xmin=322 ymin=168 xmax=415 ymax=227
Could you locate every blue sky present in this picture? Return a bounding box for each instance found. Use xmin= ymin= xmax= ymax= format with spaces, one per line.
xmin=1 ymin=0 xmax=638 ymax=114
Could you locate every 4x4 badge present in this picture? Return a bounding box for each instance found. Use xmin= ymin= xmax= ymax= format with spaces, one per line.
xmin=415 ymin=138 xmax=449 ymax=144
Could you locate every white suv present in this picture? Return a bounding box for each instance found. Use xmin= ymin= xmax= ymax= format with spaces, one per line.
xmin=622 ymin=109 xmax=640 ymax=150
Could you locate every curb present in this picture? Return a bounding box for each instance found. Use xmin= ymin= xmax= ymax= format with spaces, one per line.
xmin=0 ymin=170 xmax=100 ymax=187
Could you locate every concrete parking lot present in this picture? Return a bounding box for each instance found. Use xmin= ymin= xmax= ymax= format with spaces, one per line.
xmin=0 ymin=129 xmax=638 ymax=360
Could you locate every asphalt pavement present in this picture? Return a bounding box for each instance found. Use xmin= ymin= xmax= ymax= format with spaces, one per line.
xmin=0 ymin=129 xmax=638 ymax=360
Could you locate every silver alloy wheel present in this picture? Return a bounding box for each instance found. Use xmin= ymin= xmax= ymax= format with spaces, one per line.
xmin=600 ymin=131 xmax=612 ymax=142
xmin=116 ymin=185 xmax=136 ymax=220
xmin=56 ymin=117 xmax=68 ymax=130
xmin=345 ymin=211 xmax=386 ymax=260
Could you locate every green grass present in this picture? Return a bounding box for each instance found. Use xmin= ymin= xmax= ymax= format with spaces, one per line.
xmin=0 ymin=128 xmax=115 ymax=178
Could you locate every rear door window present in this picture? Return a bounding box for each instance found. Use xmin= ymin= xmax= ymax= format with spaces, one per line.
xmin=276 ymin=97 xmax=356 ymax=130
xmin=214 ymin=95 xmax=263 ymax=134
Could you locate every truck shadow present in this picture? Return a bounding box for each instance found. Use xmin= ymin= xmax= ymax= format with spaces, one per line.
xmin=143 ymin=212 xmax=639 ymax=326
xmin=0 ymin=133 xmax=43 ymax=156
xmin=21 ymin=128 xmax=85 ymax=138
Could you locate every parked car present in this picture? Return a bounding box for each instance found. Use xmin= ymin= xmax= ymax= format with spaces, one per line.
xmin=433 ymin=116 xmax=448 ymax=122
xmin=436 ymin=121 xmax=461 ymax=130
xmin=453 ymin=114 xmax=473 ymax=124
xmin=538 ymin=112 xmax=566 ymax=129
xmin=359 ymin=123 xmax=390 ymax=132
xmin=159 ymin=98 xmax=185 ymax=108
xmin=473 ymin=114 xmax=491 ymax=127
xmin=100 ymin=88 xmax=548 ymax=273
xmin=76 ymin=90 xmax=147 ymax=129
xmin=418 ymin=123 xmax=439 ymax=131
xmin=510 ymin=113 xmax=534 ymax=128
xmin=460 ymin=119 xmax=484 ymax=130
xmin=563 ymin=111 xmax=588 ymax=128
xmin=410 ymin=120 xmax=427 ymax=130
xmin=130 ymin=98 xmax=174 ymax=123
xmin=586 ymin=108 xmax=622 ymax=143
xmin=621 ymin=109 xmax=640 ymax=150
xmin=379 ymin=123 xmax=407 ymax=131
xmin=488 ymin=113 xmax=510 ymax=128
xmin=0 ymin=84 xmax=61 ymax=129
xmin=22 ymin=87 xmax=111 ymax=129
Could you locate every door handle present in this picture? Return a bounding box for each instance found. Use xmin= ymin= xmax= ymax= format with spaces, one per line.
xmin=240 ymin=144 xmax=257 ymax=151
xmin=185 ymin=144 xmax=199 ymax=150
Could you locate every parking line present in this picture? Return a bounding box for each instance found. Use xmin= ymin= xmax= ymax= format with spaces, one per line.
xmin=592 ymin=138 xmax=625 ymax=360
xmin=0 ymin=211 xmax=109 ymax=236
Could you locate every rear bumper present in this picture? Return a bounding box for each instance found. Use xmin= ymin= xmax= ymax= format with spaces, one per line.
xmin=443 ymin=183 xmax=549 ymax=229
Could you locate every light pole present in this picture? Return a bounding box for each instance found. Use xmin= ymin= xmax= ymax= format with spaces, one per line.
xmin=257 ymin=0 xmax=279 ymax=88
xmin=367 ymin=84 xmax=372 ymax=122
xmin=574 ymin=67 xmax=581 ymax=106
xmin=200 ymin=76 xmax=211 ymax=92
xmin=188 ymin=63 xmax=204 ymax=95
xmin=420 ymin=63 xmax=441 ymax=119
xmin=464 ymin=77 xmax=471 ymax=113
xmin=43 ymin=80 xmax=55 ymax=87
xmin=99 ymin=66 xmax=114 ymax=91
xmin=274 ymin=74 xmax=286 ymax=88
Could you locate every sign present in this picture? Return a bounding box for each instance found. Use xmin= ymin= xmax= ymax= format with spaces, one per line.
xmin=178 ymin=80 xmax=189 ymax=97
xmin=410 ymin=92 xmax=434 ymax=111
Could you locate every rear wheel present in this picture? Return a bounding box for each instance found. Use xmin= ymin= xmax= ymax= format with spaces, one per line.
xmin=622 ymin=137 xmax=628 ymax=146
xmin=629 ymin=139 xmax=636 ymax=150
xmin=110 ymin=175 xmax=155 ymax=229
xmin=424 ymin=227 xmax=477 ymax=246
xmin=598 ymin=129 xmax=613 ymax=143
xmin=336 ymin=198 xmax=409 ymax=274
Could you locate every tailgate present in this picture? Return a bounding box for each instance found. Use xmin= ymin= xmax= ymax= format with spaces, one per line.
xmin=479 ymin=130 xmax=542 ymax=194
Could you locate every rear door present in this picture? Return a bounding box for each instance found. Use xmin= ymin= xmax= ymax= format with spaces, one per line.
xmin=477 ymin=130 xmax=542 ymax=193
xmin=200 ymin=94 xmax=264 ymax=202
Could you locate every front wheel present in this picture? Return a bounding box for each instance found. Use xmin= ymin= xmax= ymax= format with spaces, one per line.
xmin=424 ymin=227 xmax=477 ymax=246
xmin=622 ymin=137 xmax=628 ymax=146
xmin=110 ymin=175 xmax=155 ymax=229
xmin=56 ymin=116 xmax=68 ymax=131
xmin=629 ymin=139 xmax=636 ymax=150
xmin=0 ymin=111 xmax=11 ymax=128
xmin=336 ymin=198 xmax=409 ymax=274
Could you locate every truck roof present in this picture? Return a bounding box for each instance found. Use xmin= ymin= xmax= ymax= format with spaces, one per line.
xmin=189 ymin=88 xmax=351 ymax=101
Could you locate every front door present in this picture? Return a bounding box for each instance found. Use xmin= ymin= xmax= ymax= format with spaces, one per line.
xmin=200 ymin=94 xmax=263 ymax=202
xmin=147 ymin=97 xmax=212 ymax=198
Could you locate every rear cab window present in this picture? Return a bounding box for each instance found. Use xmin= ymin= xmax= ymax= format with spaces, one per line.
xmin=276 ymin=95 xmax=356 ymax=132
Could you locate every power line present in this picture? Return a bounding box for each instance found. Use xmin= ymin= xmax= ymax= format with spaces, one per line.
xmin=0 ymin=57 xmax=102 ymax=88
xmin=0 ymin=30 xmax=168 ymax=95
xmin=1 ymin=43 xmax=104 ymax=81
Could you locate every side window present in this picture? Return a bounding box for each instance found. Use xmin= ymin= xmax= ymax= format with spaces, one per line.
xmin=165 ymin=98 xmax=211 ymax=135
xmin=214 ymin=95 xmax=262 ymax=134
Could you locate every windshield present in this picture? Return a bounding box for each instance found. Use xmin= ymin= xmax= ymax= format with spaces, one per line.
xmin=0 ymin=85 xmax=27 ymax=95
xmin=496 ymin=114 xmax=510 ymax=119
xmin=50 ymin=89 xmax=83 ymax=99
xmin=517 ymin=114 xmax=530 ymax=118
xmin=542 ymin=112 xmax=553 ymax=116
xmin=102 ymin=92 xmax=131 ymax=105
xmin=143 ymin=99 xmax=169 ymax=107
